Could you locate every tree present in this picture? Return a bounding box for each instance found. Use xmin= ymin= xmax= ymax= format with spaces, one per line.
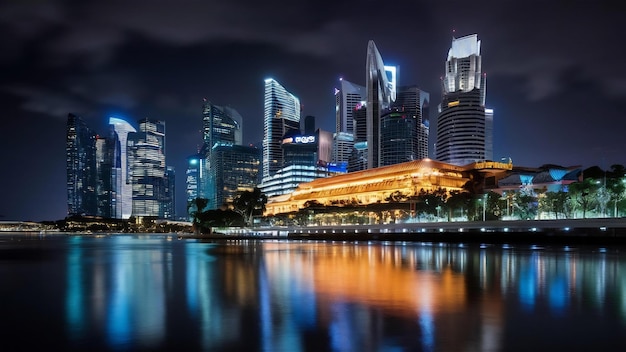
xmin=188 ymin=197 xmax=208 ymax=233
xmin=542 ymin=191 xmax=569 ymax=219
xmin=233 ymin=188 xmax=267 ymax=227
xmin=512 ymin=191 xmax=537 ymax=220
xmin=485 ymin=191 xmax=502 ymax=220
xmin=412 ymin=188 xmax=447 ymax=220
xmin=568 ymin=178 xmax=598 ymax=218
xmin=607 ymin=164 xmax=626 ymax=217
xmin=444 ymin=190 xmax=471 ymax=221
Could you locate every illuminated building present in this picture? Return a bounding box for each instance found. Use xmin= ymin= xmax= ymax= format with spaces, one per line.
xmin=349 ymin=104 xmax=368 ymax=172
xmin=263 ymin=78 xmax=301 ymax=180
xmin=127 ymin=118 xmax=168 ymax=218
xmin=202 ymin=100 xmax=242 ymax=153
xmin=380 ymin=86 xmax=430 ymax=166
xmin=186 ymin=153 xmax=204 ymax=202
xmin=163 ymin=166 xmax=175 ymax=219
xmin=109 ymin=117 xmax=137 ymax=219
xmin=95 ymin=126 xmax=122 ymax=218
xmin=207 ymin=143 xmax=261 ymax=209
xmin=265 ymin=159 xmax=512 ymax=216
xmin=334 ymin=79 xmax=365 ymax=164
xmin=259 ymin=129 xmax=340 ymax=198
xmin=366 ymin=40 xmax=397 ymax=169
xmin=66 ymin=113 xmax=98 ymax=216
xmin=185 ymin=153 xmax=205 ymax=220
xmin=436 ymin=34 xmax=493 ymax=165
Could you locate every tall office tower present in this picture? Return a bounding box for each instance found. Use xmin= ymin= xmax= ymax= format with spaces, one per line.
xmin=163 ymin=166 xmax=175 ymax=219
xmin=186 ymin=154 xmax=204 ymax=201
xmin=185 ymin=153 xmax=204 ymax=219
xmin=202 ymin=100 xmax=243 ymax=153
xmin=109 ymin=117 xmax=137 ymax=219
xmin=127 ymin=118 xmax=167 ymax=217
xmin=349 ymin=104 xmax=368 ymax=172
xmin=263 ymin=78 xmax=301 ymax=180
xmin=436 ymin=34 xmax=493 ymax=165
xmin=366 ymin=40 xmax=397 ymax=169
xmin=95 ymin=126 xmax=122 ymax=218
xmin=207 ymin=143 xmax=261 ymax=209
xmin=379 ymin=86 xmax=430 ymax=166
xmin=66 ymin=113 xmax=98 ymax=216
xmin=333 ymin=79 xmax=365 ymax=164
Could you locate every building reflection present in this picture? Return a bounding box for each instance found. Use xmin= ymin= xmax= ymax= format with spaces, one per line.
xmin=64 ymin=237 xmax=626 ymax=350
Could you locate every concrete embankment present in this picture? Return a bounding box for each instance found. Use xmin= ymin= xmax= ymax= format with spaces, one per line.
xmin=200 ymin=219 xmax=626 ymax=246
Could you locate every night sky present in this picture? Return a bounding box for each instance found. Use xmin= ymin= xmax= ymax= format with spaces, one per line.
xmin=0 ymin=0 xmax=623 ymax=221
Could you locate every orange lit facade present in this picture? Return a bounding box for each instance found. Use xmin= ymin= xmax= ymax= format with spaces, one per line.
xmin=265 ymin=159 xmax=512 ymax=216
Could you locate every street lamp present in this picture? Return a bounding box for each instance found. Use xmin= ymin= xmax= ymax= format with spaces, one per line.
xmin=482 ymin=193 xmax=487 ymax=221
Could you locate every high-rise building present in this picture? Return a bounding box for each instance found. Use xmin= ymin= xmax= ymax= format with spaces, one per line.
xmin=366 ymin=40 xmax=397 ymax=169
xmin=202 ymin=101 xmax=243 ymax=154
xmin=109 ymin=117 xmax=137 ymax=219
xmin=349 ymin=104 xmax=368 ymax=172
xmin=95 ymin=126 xmax=122 ymax=218
xmin=379 ymin=86 xmax=430 ymax=166
xmin=207 ymin=143 xmax=261 ymax=209
xmin=259 ymin=128 xmax=338 ymax=197
xmin=186 ymin=153 xmax=204 ymax=202
xmin=127 ymin=118 xmax=167 ymax=218
xmin=163 ymin=166 xmax=175 ymax=219
xmin=197 ymin=101 xmax=259 ymax=211
xmin=262 ymin=78 xmax=301 ymax=180
xmin=436 ymin=34 xmax=493 ymax=165
xmin=333 ymin=79 xmax=365 ymax=164
xmin=66 ymin=113 xmax=98 ymax=216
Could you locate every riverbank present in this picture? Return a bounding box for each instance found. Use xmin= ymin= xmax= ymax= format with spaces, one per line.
xmin=194 ymin=218 xmax=626 ymax=246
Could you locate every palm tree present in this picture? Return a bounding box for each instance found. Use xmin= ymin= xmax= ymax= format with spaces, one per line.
xmin=233 ymin=188 xmax=267 ymax=227
xmin=188 ymin=197 xmax=208 ymax=233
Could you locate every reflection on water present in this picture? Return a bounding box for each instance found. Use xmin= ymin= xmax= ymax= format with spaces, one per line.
xmin=0 ymin=234 xmax=625 ymax=351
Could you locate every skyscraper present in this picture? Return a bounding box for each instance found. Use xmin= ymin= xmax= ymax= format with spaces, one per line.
xmin=66 ymin=113 xmax=98 ymax=216
xmin=207 ymin=143 xmax=261 ymax=209
xmin=164 ymin=166 xmax=176 ymax=219
xmin=127 ymin=118 xmax=167 ymax=217
xmin=109 ymin=117 xmax=137 ymax=219
xmin=202 ymin=101 xmax=243 ymax=154
xmin=436 ymin=34 xmax=493 ymax=165
xmin=262 ymin=78 xmax=301 ymax=180
xmin=379 ymin=86 xmax=430 ymax=166
xmin=365 ymin=40 xmax=397 ymax=169
xmin=95 ymin=126 xmax=122 ymax=218
xmin=334 ymin=79 xmax=365 ymax=164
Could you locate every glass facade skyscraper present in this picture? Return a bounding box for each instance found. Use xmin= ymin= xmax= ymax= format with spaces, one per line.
xmin=334 ymin=79 xmax=365 ymax=164
xmin=202 ymin=101 xmax=243 ymax=155
xmin=95 ymin=126 xmax=122 ymax=218
xmin=263 ymin=78 xmax=301 ymax=180
xmin=127 ymin=118 xmax=167 ymax=218
xmin=66 ymin=113 xmax=98 ymax=216
xmin=207 ymin=143 xmax=261 ymax=209
xmin=379 ymin=86 xmax=430 ymax=166
xmin=109 ymin=117 xmax=137 ymax=219
xmin=436 ymin=34 xmax=493 ymax=165
xmin=366 ymin=40 xmax=396 ymax=169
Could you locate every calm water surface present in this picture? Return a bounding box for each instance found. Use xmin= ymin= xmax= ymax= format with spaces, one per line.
xmin=0 ymin=233 xmax=625 ymax=351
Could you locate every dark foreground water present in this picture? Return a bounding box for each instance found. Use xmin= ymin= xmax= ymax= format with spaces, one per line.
xmin=1 ymin=233 xmax=625 ymax=351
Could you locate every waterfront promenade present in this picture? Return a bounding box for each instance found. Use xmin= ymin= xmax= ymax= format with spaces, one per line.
xmin=218 ymin=218 xmax=626 ymax=245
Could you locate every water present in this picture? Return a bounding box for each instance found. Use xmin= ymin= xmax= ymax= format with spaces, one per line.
xmin=1 ymin=233 xmax=625 ymax=351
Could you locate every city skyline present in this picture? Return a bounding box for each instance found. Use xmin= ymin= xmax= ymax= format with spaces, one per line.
xmin=0 ymin=1 xmax=623 ymax=221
